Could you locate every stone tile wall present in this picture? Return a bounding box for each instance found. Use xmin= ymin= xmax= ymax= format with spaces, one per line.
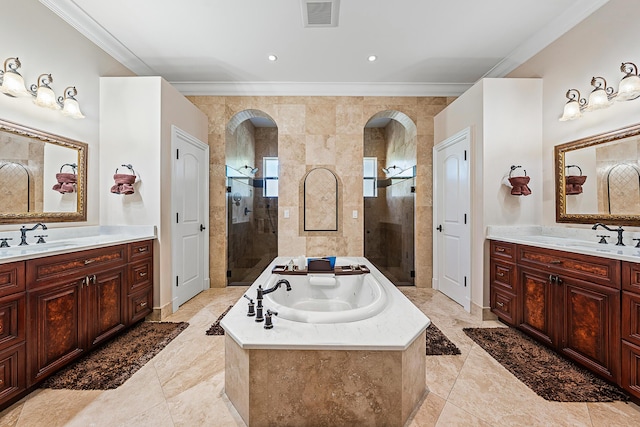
xmin=188 ymin=96 xmax=452 ymax=288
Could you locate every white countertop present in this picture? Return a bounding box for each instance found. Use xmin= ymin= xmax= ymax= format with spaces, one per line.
xmin=0 ymin=225 xmax=156 ymax=263
xmin=487 ymin=225 xmax=640 ymax=263
xmin=220 ymin=256 xmax=431 ymax=351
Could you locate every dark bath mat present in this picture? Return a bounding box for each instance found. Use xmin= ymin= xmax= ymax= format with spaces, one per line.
xmin=207 ymin=307 xmax=461 ymax=357
xmin=463 ymin=327 xmax=629 ymax=402
xmin=205 ymin=305 xmax=233 ymax=335
xmin=425 ymin=323 xmax=461 ymax=356
xmin=40 ymin=321 xmax=188 ymax=390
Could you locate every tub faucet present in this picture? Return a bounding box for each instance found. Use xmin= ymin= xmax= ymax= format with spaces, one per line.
xmin=592 ymin=223 xmax=624 ymax=246
xmin=255 ymin=280 xmax=291 ymax=322
xmin=19 ymin=223 xmax=47 ymax=246
xmin=261 ymin=279 xmax=292 ymax=295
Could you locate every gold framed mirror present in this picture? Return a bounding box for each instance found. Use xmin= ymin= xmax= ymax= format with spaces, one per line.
xmin=555 ymin=123 xmax=640 ymax=226
xmin=0 ymin=118 xmax=87 ymax=224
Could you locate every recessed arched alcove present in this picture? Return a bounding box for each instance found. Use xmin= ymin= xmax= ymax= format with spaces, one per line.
xmin=225 ymin=109 xmax=278 ymax=285
xmin=303 ymin=167 xmax=339 ymax=231
xmin=363 ymin=110 xmax=417 ymax=286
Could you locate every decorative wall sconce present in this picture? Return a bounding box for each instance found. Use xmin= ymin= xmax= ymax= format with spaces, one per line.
xmin=560 ymin=62 xmax=640 ymax=121
xmin=0 ymin=58 xmax=31 ymax=97
xmin=0 ymin=56 xmax=84 ymax=119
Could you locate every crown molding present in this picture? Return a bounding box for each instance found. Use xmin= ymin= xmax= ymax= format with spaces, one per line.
xmin=41 ymin=0 xmax=608 ymax=96
xmin=482 ymin=0 xmax=609 ymax=78
xmin=39 ymin=0 xmax=156 ymax=75
xmin=170 ymin=81 xmax=472 ymax=97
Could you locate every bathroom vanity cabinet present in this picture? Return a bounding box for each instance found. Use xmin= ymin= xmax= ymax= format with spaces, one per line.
xmin=622 ymin=263 xmax=640 ymax=400
xmin=490 ymin=240 xmax=623 ymax=388
xmin=0 ymin=262 xmax=26 ymax=407
xmin=0 ymin=239 xmax=154 ymax=407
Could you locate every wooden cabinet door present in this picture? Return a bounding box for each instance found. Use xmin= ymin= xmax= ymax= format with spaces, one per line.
xmin=28 ymin=279 xmax=85 ymax=385
xmin=518 ymin=267 xmax=556 ymax=347
xmin=559 ymin=276 xmax=620 ymax=383
xmin=87 ymin=267 xmax=126 ymax=349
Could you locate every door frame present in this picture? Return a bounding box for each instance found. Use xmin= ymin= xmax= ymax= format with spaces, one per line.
xmin=171 ymin=125 xmax=210 ymax=312
xmin=432 ymin=127 xmax=471 ymax=311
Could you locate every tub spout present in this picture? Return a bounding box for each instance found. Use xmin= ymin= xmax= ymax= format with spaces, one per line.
xmin=261 ymin=279 xmax=291 ymax=295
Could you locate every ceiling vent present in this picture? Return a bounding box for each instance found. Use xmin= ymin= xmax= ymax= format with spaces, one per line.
xmin=301 ymin=0 xmax=340 ymax=27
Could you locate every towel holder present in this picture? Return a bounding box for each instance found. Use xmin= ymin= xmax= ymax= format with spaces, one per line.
xmin=53 ymin=163 xmax=78 ymax=194
xmin=115 ymin=164 xmax=136 ymax=176
xmin=507 ymin=165 xmax=532 ymax=196
xmin=59 ymin=163 xmax=77 ymax=174
xmin=111 ymin=164 xmax=137 ymax=195
xmin=509 ymin=165 xmax=527 ymax=178
xmin=565 ymin=164 xmax=587 ymax=195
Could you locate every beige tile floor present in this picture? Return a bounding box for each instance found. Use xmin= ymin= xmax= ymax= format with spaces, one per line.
xmin=1 ymin=286 xmax=640 ymax=427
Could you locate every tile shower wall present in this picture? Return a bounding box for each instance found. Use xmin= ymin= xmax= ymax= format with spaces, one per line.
xmin=0 ymin=134 xmax=44 ymax=213
xmin=188 ymin=96 xmax=451 ymax=288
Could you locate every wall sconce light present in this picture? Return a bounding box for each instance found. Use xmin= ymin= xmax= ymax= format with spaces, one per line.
xmin=559 ymin=89 xmax=586 ymax=121
xmin=585 ymin=76 xmax=614 ymax=111
xmin=0 ymin=56 xmax=84 ymax=119
xmin=31 ymin=74 xmax=60 ymax=110
xmin=617 ymin=62 xmax=640 ymax=101
xmin=0 ymin=57 xmax=31 ymax=97
xmin=58 ymin=86 xmax=84 ymax=118
xmin=560 ymin=61 xmax=640 ymax=121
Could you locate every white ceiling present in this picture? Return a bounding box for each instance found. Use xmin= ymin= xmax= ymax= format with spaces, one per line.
xmin=41 ymin=0 xmax=609 ymax=96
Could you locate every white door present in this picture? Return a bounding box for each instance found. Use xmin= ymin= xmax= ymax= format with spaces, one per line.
xmin=433 ymin=128 xmax=471 ymax=311
xmin=172 ymin=126 xmax=209 ymax=311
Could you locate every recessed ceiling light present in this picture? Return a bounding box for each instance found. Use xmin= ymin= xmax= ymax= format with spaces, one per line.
xmin=368 ymin=55 xmax=377 ymax=62
xmin=268 ymin=54 xmax=278 ymax=62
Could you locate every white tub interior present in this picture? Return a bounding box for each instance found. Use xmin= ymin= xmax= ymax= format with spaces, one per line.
xmin=263 ymin=272 xmax=387 ymax=324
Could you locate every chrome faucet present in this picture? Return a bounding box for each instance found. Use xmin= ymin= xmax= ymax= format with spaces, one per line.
xmin=592 ymin=223 xmax=624 ymax=246
xmin=19 ymin=223 xmax=47 ymax=246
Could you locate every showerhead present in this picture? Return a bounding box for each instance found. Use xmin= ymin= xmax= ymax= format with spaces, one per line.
xmin=382 ymin=165 xmax=399 ymax=174
xmin=242 ymin=165 xmax=258 ymax=175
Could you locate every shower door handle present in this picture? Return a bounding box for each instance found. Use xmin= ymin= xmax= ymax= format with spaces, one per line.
xmin=200 ymin=224 xmax=206 ymax=232
xmin=436 ymin=225 xmax=443 ymax=232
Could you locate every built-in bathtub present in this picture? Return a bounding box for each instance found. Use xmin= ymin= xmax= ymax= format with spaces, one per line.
xmin=221 ymin=256 xmax=430 ymax=426
xmin=263 ymin=271 xmax=387 ymax=324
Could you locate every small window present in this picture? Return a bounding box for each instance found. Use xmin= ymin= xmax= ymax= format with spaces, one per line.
xmin=363 ymin=157 xmax=377 ymax=197
xmin=263 ymin=157 xmax=279 ymax=197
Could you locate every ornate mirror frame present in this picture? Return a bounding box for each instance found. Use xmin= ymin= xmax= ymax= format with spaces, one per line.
xmin=0 ymin=118 xmax=87 ymax=224
xmin=555 ymin=122 xmax=640 ymax=226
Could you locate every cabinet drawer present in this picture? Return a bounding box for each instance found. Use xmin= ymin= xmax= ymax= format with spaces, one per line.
xmin=622 ymin=261 xmax=640 ymax=293
xmin=26 ymin=245 xmax=126 ymax=288
xmin=0 ymin=343 xmax=26 ymax=406
xmin=490 ymin=285 xmax=517 ymax=326
xmin=517 ymin=244 xmax=620 ymax=288
xmin=490 ymin=241 xmax=516 ymax=261
xmin=0 ymin=294 xmax=25 ymax=352
xmin=621 ymin=340 xmax=640 ymax=400
xmin=0 ymin=262 xmax=25 ymax=298
xmin=128 ymin=240 xmax=153 ymax=262
xmin=127 ymin=287 xmax=152 ymax=325
xmin=623 ymin=291 xmax=640 ymax=347
xmin=128 ymin=260 xmax=152 ymax=294
xmin=490 ymin=259 xmax=515 ymax=291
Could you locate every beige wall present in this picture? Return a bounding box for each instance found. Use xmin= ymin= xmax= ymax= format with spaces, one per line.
xmin=508 ymin=0 xmax=640 ymax=229
xmin=189 ymin=96 xmax=450 ymax=288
